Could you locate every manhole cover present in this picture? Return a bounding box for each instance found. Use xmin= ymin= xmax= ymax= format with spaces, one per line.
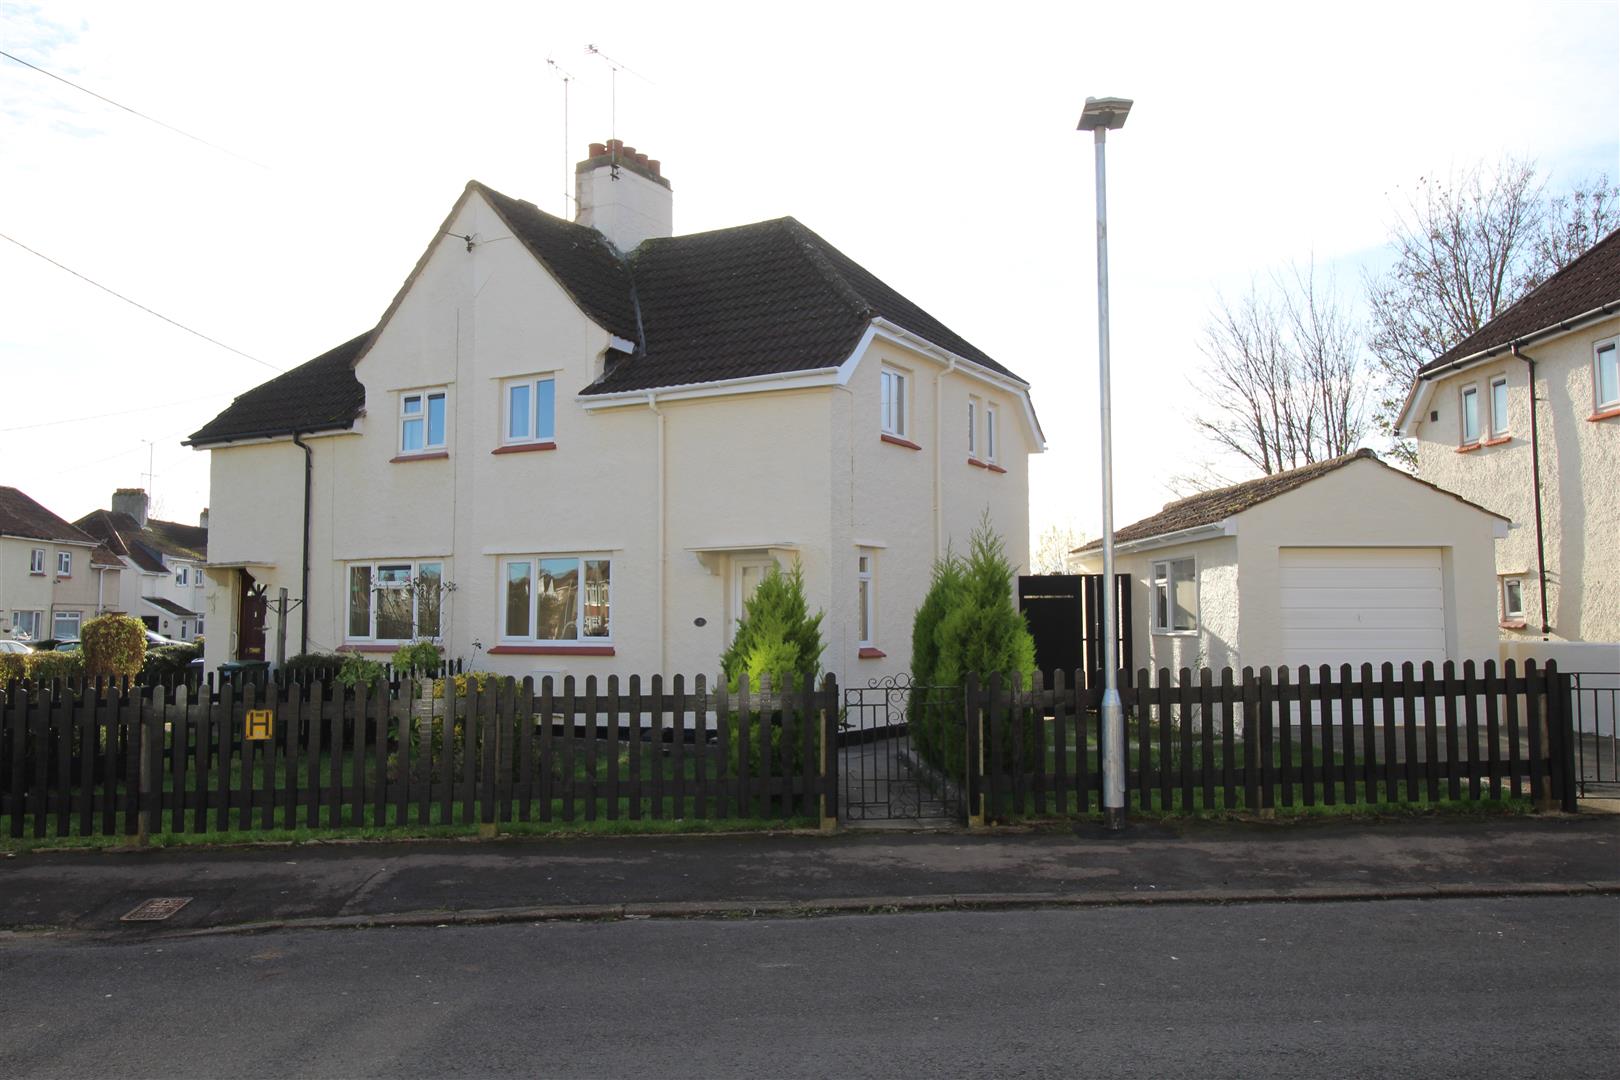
xmin=120 ymin=897 xmax=193 ymax=922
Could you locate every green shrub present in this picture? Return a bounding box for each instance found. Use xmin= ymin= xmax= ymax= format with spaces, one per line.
xmin=142 ymin=643 xmax=201 ymax=683
xmin=0 ymin=652 xmax=27 ymax=683
xmin=281 ymin=652 xmax=347 ymax=680
xmin=908 ymin=550 xmax=967 ymax=766
xmin=391 ymin=639 xmax=443 ymax=676
xmin=913 ymin=517 xmax=1039 ymax=781
xmin=720 ymin=562 xmax=823 ymax=694
xmin=25 ymin=650 xmax=85 ymax=682
xmin=336 ymin=653 xmax=387 ymax=689
xmin=80 ymin=613 xmax=146 ymax=678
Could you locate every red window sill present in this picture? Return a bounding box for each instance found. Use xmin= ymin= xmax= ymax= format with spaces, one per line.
xmin=1479 ymin=435 xmax=1511 ymax=447
xmin=857 ymin=647 xmax=886 ymax=659
xmin=391 ymin=451 xmax=449 ymax=463
xmin=1588 ymin=406 xmax=1620 ymax=422
xmin=1499 ymin=620 xmax=1527 ymax=630
xmin=1454 ymin=442 xmax=1482 ymax=454
xmin=488 ymin=644 xmax=616 ymax=656
xmin=492 ymin=441 xmax=558 ymax=455
xmin=56 ymin=575 xmax=71 ymax=580
xmin=880 ymin=433 xmax=922 ymax=451
xmin=968 ymin=457 xmax=1008 ymax=474
xmin=340 ymin=643 xmax=406 ymax=653
xmin=29 ymin=571 xmax=45 ymax=577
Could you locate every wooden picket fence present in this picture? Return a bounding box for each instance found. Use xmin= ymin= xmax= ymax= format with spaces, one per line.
xmin=966 ymin=659 xmax=1579 ymax=819
xmin=0 ymin=674 xmax=839 ymax=841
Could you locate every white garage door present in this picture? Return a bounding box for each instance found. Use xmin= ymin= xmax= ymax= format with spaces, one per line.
xmin=1278 ymin=547 xmax=1447 ymax=669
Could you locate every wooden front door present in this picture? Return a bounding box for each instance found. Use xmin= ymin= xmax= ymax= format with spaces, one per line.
xmin=238 ymin=571 xmax=267 ymax=660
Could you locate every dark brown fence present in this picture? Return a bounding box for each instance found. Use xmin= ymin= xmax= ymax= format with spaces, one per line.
xmin=1 ymin=674 xmax=839 ymax=841
xmin=966 ymin=660 xmax=1578 ymax=820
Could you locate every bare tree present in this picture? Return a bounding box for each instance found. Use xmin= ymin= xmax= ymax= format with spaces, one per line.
xmin=1030 ymin=524 xmax=1085 ymax=575
xmin=1192 ymin=261 xmax=1367 ymax=477
xmin=1364 ymin=159 xmax=1617 ymax=467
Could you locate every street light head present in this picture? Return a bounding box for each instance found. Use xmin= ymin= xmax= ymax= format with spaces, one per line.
xmin=1077 ymin=96 xmax=1134 ymax=132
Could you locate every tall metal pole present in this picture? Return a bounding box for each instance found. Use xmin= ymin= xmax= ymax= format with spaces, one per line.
xmin=1078 ymin=97 xmax=1132 ymax=829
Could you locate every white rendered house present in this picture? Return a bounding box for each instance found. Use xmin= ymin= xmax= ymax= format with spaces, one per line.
xmin=189 ymin=142 xmax=1043 ymax=685
xmin=75 ymin=489 xmax=209 ymax=642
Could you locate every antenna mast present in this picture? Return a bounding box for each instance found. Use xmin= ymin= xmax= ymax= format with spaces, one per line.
xmin=586 ymin=45 xmax=651 ymax=180
xmin=546 ymin=57 xmax=577 ymax=216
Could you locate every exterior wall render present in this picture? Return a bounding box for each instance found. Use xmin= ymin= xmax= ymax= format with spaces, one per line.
xmin=1412 ymin=315 xmax=1620 ymax=644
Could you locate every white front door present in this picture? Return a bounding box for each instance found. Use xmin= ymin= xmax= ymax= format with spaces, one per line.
xmin=731 ymin=557 xmax=777 ymax=640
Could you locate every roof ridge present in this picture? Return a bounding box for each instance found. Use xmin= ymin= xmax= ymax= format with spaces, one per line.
xmin=777 ymin=217 xmax=878 ymax=323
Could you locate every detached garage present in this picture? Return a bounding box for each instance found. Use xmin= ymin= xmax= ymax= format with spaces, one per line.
xmin=1074 ymin=450 xmax=1507 ymax=676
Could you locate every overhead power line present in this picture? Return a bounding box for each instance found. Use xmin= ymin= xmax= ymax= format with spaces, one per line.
xmin=0 ymin=391 xmax=232 ymax=433
xmin=0 ymin=48 xmax=268 ymax=169
xmin=0 ymin=230 xmax=284 ymax=373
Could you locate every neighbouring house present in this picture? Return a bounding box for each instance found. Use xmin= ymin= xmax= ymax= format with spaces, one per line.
xmin=0 ymin=486 xmax=123 ymax=642
xmin=1072 ymin=450 xmax=1507 ymax=675
xmin=74 ymin=489 xmax=209 ymax=642
xmin=187 ymin=141 xmax=1042 ymax=683
xmin=1396 ymin=228 xmax=1619 ymax=664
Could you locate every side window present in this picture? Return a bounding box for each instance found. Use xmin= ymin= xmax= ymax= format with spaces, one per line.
xmin=1596 ymin=340 xmax=1619 ymax=412
xmin=880 ymin=367 xmax=907 ymax=438
xmin=400 ymin=389 xmax=448 ymax=454
xmin=857 ymin=552 xmax=875 ymax=647
xmin=1151 ymin=557 xmax=1197 ymax=634
xmin=1489 ymin=376 xmax=1509 ymax=437
xmin=1460 ymin=384 xmax=1480 ymax=445
xmin=503 ymin=375 xmax=557 ymax=446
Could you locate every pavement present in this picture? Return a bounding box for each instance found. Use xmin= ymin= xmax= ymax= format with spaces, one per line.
xmin=1 ymin=815 xmax=1616 ymax=939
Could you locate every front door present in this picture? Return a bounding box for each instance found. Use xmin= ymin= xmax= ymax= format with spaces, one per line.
xmin=731 ymin=557 xmax=776 ymax=638
xmin=238 ymin=571 xmax=267 ymax=660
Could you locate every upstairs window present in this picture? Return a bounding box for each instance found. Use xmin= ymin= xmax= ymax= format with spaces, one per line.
xmin=1502 ymin=577 xmax=1525 ymax=621
xmin=880 ymin=367 xmax=907 ymax=438
xmin=985 ymin=404 xmax=999 ymax=463
xmin=1151 ymin=557 xmax=1197 ymax=634
xmin=504 ymin=375 xmax=557 ymax=446
xmin=1489 ymin=376 xmax=1509 ymax=437
xmin=1460 ymin=385 xmax=1481 ymax=444
xmin=175 ymin=566 xmax=189 ymax=587
xmin=56 ymin=551 xmax=71 ymax=577
xmin=1597 ymin=340 xmax=1619 ymax=411
xmin=29 ymin=548 xmax=44 ymax=574
xmin=967 ymin=397 xmax=978 ymax=456
xmin=400 ymin=390 xmax=447 ymax=454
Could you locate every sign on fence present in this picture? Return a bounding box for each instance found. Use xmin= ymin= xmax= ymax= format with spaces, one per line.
xmin=244 ymin=709 xmax=274 ymax=741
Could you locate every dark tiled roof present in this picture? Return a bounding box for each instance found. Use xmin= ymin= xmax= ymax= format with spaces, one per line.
xmin=1420 ymin=228 xmax=1620 ymax=374
xmin=141 ymin=596 xmax=199 ymax=618
xmin=74 ymin=510 xmax=207 ymax=572
xmin=190 ymin=181 xmax=1020 ymax=442
xmin=0 ymin=487 xmax=97 ymax=545
xmin=186 ymin=333 xmax=369 ymax=446
xmin=1077 ymin=450 xmax=1505 ymax=551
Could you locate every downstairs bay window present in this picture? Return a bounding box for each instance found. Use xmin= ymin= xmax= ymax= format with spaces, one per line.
xmin=499 ymin=555 xmax=612 ymax=646
xmin=347 ymin=560 xmax=444 ymax=643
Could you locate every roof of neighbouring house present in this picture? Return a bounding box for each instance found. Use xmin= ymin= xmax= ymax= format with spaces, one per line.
xmin=75 ymin=509 xmax=208 ymax=573
xmin=1076 ymin=450 xmax=1506 ymax=552
xmin=0 ymin=487 xmax=99 ymax=545
xmin=141 ymin=596 xmax=199 ymax=618
xmin=189 ymin=180 xmax=1022 ymax=444
xmin=1418 ymin=227 xmax=1620 ymax=375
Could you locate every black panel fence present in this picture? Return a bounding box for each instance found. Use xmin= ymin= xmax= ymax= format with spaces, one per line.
xmin=964 ymin=660 xmax=1579 ymax=820
xmin=1 ymin=674 xmax=839 ymax=841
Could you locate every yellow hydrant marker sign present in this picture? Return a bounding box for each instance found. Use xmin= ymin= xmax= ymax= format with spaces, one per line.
xmin=245 ymin=709 xmax=274 ymax=741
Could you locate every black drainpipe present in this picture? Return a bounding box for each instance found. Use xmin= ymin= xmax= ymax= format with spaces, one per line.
xmin=291 ymin=431 xmax=313 ymax=655
xmin=1510 ymin=345 xmax=1551 ymax=639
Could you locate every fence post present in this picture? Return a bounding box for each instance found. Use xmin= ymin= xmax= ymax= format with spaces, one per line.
xmin=1546 ymin=661 xmax=1577 ymax=814
xmin=966 ymin=672 xmax=985 ymax=828
xmin=820 ymin=673 xmax=839 ymax=830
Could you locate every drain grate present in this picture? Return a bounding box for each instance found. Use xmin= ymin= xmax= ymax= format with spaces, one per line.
xmin=120 ymin=897 xmax=193 ymax=923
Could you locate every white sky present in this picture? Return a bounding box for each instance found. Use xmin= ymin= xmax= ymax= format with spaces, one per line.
xmin=2 ymin=1 xmax=1616 ymax=558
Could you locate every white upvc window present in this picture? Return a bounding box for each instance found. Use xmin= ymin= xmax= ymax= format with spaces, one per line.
xmin=856 ymin=552 xmax=875 ymax=647
xmin=500 ymin=555 xmax=612 ymax=643
xmin=503 ymin=374 xmax=558 ymax=446
xmin=179 ymin=620 xmax=189 ymax=640
xmin=1151 ymin=557 xmax=1198 ymax=634
xmin=1489 ymin=376 xmax=1510 ymax=437
xmin=1596 ymin=339 xmax=1619 ymax=411
xmin=399 ymin=389 xmax=448 ymax=454
xmin=967 ymin=397 xmax=978 ymax=456
xmin=346 ymin=560 xmax=445 ymax=642
xmin=56 ymin=551 xmax=71 ymax=577
xmin=1501 ymin=577 xmax=1525 ymax=621
xmin=984 ymin=403 xmax=999 ymax=463
xmin=196 ymin=615 xmax=205 ymax=636
xmin=29 ymin=548 xmax=44 ymax=574
xmin=176 ymin=566 xmax=189 ymax=587
xmin=1460 ymin=384 xmax=1481 ymax=444
xmin=880 ymin=366 xmax=908 ymax=438
xmin=11 ymin=610 xmax=43 ymax=639
xmin=53 ymin=609 xmax=81 ymax=640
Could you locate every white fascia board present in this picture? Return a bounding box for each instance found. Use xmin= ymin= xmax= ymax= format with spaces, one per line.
xmin=480 ymin=544 xmax=623 ymax=557
xmin=1105 ymin=520 xmax=1235 ymax=557
xmin=866 ymin=319 xmax=1047 ymax=451
xmin=576 ymin=367 xmax=842 ymax=410
xmin=1395 ymin=379 xmax=1436 ymax=437
xmin=188 ymin=427 xmax=359 ymax=451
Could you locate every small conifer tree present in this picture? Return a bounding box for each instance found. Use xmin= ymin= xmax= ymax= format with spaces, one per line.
xmin=719 ymin=562 xmax=825 ymax=789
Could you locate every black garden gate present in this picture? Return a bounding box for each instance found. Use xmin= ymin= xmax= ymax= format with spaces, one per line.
xmin=839 ymin=675 xmax=965 ymax=823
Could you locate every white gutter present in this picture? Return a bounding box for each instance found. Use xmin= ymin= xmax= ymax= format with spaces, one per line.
xmin=868 ymin=318 xmax=1047 ymax=451
xmin=577 ymin=365 xmax=843 ymax=410
xmin=1075 ymin=519 xmax=1234 ymax=559
xmin=647 ymin=391 xmax=667 ymax=676
xmin=1395 ymin=298 xmax=1620 ymax=435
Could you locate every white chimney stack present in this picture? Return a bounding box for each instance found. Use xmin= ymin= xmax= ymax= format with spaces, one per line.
xmin=111 ymin=487 xmax=149 ymax=528
xmin=574 ymin=140 xmax=672 ymax=252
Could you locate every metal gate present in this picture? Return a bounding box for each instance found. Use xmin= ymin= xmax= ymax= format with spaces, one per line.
xmin=1570 ymin=672 xmax=1619 ymax=798
xmin=840 ymin=675 xmax=965 ymax=823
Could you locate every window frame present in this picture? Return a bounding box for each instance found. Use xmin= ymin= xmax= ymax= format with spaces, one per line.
xmin=175 ymin=566 xmax=189 ymax=587
xmin=1489 ymin=375 xmax=1510 ymax=438
xmin=29 ymin=548 xmax=44 ymax=575
xmin=856 ymin=551 xmax=875 ymax=648
xmin=56 ymin=551 xmax=71 ymax=577
xmin=1150 ymin=556 xmax=1199 ymax=636
xmin=880 ymin=366 xmax=908 ymax=438
xmin=10 ymin=610 xmax=43 ymax=639
xmin=1501 ymin=576 xmax=1525 ymax=621
xmin=345 ymin=559 xmax=446 ymax=644
xmin=1596 ymin=338 xmax=1619 ymax=412
xmin=498 ymin=553 xmax=614 ymax=645
xmin=501 ymin=374 xmax=558 ymax=447
xmin=985 ymin=403 xmax=999 ymax=463
xmin=53 ymin=609 xmax=81 ymax=640
xmin=398 ymin=388 xmax=449 ymax=456
xmin=1459 ymin=383 xmax=1481 ymax=445
xmin=967 ymin=396 xmax=978 ymax=456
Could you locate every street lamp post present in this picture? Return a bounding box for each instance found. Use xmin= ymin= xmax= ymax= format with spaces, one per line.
xmin=1078 ymin=95 xmax=1133 ymax=832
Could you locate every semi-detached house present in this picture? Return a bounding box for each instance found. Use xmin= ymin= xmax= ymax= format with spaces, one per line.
xmin=189 ymin=142 xmax=1043 ymax=685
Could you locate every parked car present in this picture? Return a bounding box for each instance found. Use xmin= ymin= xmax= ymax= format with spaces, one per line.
xmin=145 ymin=630 xmax=182 ymax=647
xmin=0 ymin=639 xmax=34 ymax=655
xmin=54 ymin=639 xmax=81 ymax=652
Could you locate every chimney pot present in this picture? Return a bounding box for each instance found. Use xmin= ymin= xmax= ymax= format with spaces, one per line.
xmin=606 ymin=138 xmax=623 ymax=152
xmin=588 ymin=142 xmax=607 ymax=157
xmin=646 ymin=159 xmax=661 ymax=176
xmin=574 ymin=138 xmax=673 ymax=251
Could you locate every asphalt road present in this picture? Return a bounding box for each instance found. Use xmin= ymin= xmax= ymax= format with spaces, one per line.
xmin=1 ymin=896 xmax=1614 ymax=1079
